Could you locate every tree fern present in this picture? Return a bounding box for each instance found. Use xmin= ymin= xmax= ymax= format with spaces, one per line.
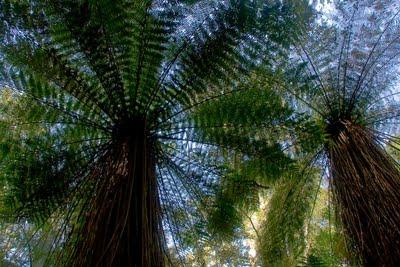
xmin=0 ymin=0 xmax=311 ymax=265
xmin=283 ymin=2 xmax=400 ymax=265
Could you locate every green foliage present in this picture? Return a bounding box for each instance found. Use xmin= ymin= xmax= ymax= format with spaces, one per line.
xmin=0 ymin=89 xmax=103 ymax=223
xmin=259 ymin=168 xmax=319 ymax=266
xmin=297 ymin=255 xmax=327 ymax=267
xmin=308 ymin=230 xmax=351 ymax=267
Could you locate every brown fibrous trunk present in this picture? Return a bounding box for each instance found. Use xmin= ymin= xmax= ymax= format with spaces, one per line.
xmin=328 ymin=120 xmax=400 ymax=266
xmin=68 ymin=120 xmax=165 ymax=266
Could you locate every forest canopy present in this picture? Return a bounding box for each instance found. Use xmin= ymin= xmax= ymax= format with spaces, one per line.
xmin=1 ymin=0 xmax=400 ymax=266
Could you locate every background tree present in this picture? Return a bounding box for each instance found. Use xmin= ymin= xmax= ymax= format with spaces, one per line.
xmin=259 ymin=168 xmax=319 ymax=267
xmin=304 ymin=187 xmax=352 ymax=267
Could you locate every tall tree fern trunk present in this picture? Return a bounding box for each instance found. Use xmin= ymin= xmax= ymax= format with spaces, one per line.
xmin=70 ymin=121 xmax=164 ymax=266
xmin=328 ymin=121 xmax=400 ymax=266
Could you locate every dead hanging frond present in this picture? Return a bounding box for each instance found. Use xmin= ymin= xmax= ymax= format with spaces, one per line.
xmin=327 ymin=121 xmax=400 ymax=266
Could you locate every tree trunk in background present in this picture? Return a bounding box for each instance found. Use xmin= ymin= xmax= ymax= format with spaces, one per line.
xmin=328 ymin=121 xmax=400 ymax=266
xmin=70 ymin=127 xmax=164 ymax=266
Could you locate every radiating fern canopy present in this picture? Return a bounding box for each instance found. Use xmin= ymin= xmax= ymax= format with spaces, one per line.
xmin=0 ymin=0 xmax=309 ymax=265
